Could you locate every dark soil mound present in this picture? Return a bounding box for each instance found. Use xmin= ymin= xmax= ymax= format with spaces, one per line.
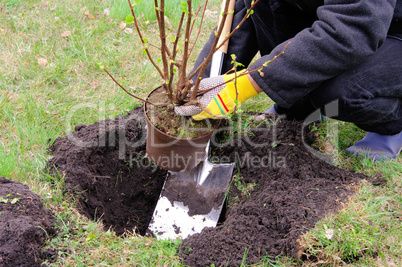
xmin=179 ymin=115 xmax=366 ymax=266
xmin=47 ymin=110 xmax=366 ymax=266
xmin=0 ymin=177 xmax=56 ymax=267
xmin=47 ymin=107 xmax=167 ymax=236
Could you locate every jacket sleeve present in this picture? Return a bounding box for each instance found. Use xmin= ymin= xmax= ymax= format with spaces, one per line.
xmin=249 ymin=0 xmax=397 ymax=108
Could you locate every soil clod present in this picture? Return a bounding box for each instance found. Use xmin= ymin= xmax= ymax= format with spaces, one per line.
xmin=47 ymin=107 xmax=167 ymax=236
xmin=179 ymin=115 xmax=366 ymax=266
xmin=47 ymin=111 xmax=367 ymax=266
xmin=0 ymin=177 xmax=56 ymax=267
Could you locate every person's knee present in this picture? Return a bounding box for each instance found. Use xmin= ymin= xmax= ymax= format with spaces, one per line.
xmin=348 ymin=97 xmax=400 ymax=124
xmin=310 ymin=82 xmax=365 ymax=117
xmin=311 ymin=80 xmax=401 ymax=125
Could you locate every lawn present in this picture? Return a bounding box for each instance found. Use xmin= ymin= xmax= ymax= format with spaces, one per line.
xmin=0 ymin=0 xmax=401 ymax=266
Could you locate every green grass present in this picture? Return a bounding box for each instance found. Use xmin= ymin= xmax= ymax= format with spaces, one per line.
xmin=0 ymin=0 xmax=401 ymax=266
xmin=109 ymin=0 xmax=206 ymax=24
xmin=297 ymin=121 xmax=402 ymax=265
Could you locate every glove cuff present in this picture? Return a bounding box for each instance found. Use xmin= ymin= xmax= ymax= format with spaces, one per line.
xmin=223 ymin=71 xmax=259 ymax=103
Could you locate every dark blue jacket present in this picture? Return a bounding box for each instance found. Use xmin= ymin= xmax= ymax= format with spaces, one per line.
xmin=250 ymin=0 xmax=401 ymax=108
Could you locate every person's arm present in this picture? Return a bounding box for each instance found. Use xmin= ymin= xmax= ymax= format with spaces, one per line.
xmin=248 ymin=74 xmax=263 ymax=93
xmin=250 ymin=0 xmax=397 ymax=109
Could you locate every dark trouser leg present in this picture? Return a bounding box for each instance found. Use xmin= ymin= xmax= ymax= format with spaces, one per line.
xmin=278 ymin=37 xmax=402 ymax=135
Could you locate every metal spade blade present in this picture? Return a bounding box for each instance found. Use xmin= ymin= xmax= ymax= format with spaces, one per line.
xmin=148 ymin=143 xmax=234 ymax=240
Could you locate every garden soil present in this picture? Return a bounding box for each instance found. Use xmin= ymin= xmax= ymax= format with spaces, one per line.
xmin=47 ymin=110 xmax=367 ymax=266
xmin=179 ymin=116 xmax=366 ymax=266
xmin=0 ymin=177 xmax=56 ymax=267
xmin=47 ymin=107 xmax=167 ymax=236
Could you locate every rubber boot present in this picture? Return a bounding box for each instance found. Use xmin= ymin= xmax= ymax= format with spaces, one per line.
xmin=346 ymin=131 xmax=402 ymax=161
xmin=263 ymin=105 xmax=278 ymax=114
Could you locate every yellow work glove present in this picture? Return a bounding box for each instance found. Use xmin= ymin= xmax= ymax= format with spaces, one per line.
xmin=174 ymin=71 xmax=258 ymax=120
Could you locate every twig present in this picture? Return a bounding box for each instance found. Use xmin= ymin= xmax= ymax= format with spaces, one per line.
xmin=177 ymin=0 xmax=209 ymax=103
xmin=154 ymin=1 xmax=171 ymax=97
xmin=214 ymin=0 xmax=262 ymax=55
xmin=190 ymin=0 xmax=232 ymax=101
xmin=177 ymin=0 xmax=193 ymax=97
xmin=188 ymin=0 xmax=209 ymax=58
xmin=116 ymin=0 xmax=267 ymax=112
xmin=127 ymin=0 xmax=164 ymax=78
xmin=191 ymin=41 xmax=291 ymax=98
xmin=168 ymin=12 xmax=185 ymax=102
xmin=187 ymin=0 xmax=262 ymax=82
xmin=154 ymin=1 xmax=172 ymax=58
xmin=197 ymin=102 xmax=215 ymax=117
xmin=103 ymin=68 xmax=158 ymax=106
xmin=247 ymin=41 xmax=291 ymax=76
xmin=232 ymin=56 xmax=239 ymax=114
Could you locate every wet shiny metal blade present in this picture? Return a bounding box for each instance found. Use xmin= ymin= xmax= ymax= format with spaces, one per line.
xmin=149 ymin=156 xmax=235 ymax=240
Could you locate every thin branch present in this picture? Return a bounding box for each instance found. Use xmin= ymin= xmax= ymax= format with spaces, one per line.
xmin=104 ymin=68 xmax=159 ymax=106
xmin=191 ymin=41 xmax=291 ymax=98
xmin=187 ymin=0 xmax=262 ymax=82
xmin=177 ymin=0 xmax=193 ymax=96
xmin=232 ymin=56 xmax=239 ymax=103
xmin=214 ymin=0 xmax=262 ymax=55
xmin=197 ymin=101 xmax=215 ymax=117
xmin=153 ymin=0 xmax=171 ymax=59
xmin=154 ymin=0 xmax=160 ymax=21
xmin=168 ymin=12 xmax=186 ymax=102
xmin=188 ymin=1 xmax=209 ymax=58
xmin=120 ymin=0 xmax=275 ymax=112
xmin=190 ymin=0 xmax=232 ymax=101
xmin=176 ymin=0 xmax=209 ymax=103
xmin=155 ymin=0 xmax=171 ymax=97
xmin=127 ymin=0 xmax=164 ymax=78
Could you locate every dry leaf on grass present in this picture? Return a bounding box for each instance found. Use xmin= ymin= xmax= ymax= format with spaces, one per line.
xmin=325 ymin=229 xmax=334 ymax=239
xmin=0 ymin=90 xmax=17 ymax=102
xmin=123 ymin=28 xmax=133 ymax=34
xmin=88 ymin=81 xmax=101 ymax=89
xmin=45 ymin=110 xmax=59 ymax=116
xmin=0 ymin=28 xmax=7 ymax=34
xmin=18 ymin=32 xmax=28 ymax=39
xmin=61 ymin=31 xmax=72 ymax=37
xmin=103 ymin=8 xmax=110 ymax=16
xmin=119 ymin=21 xmax=126 ymax=29
xmin=144 ymin=239 xmax=152 ymax=246
xmin=37 ymin=57 xmax=48 ymax=67
xmin=84 ymin=10 xmax=95 ymax=19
